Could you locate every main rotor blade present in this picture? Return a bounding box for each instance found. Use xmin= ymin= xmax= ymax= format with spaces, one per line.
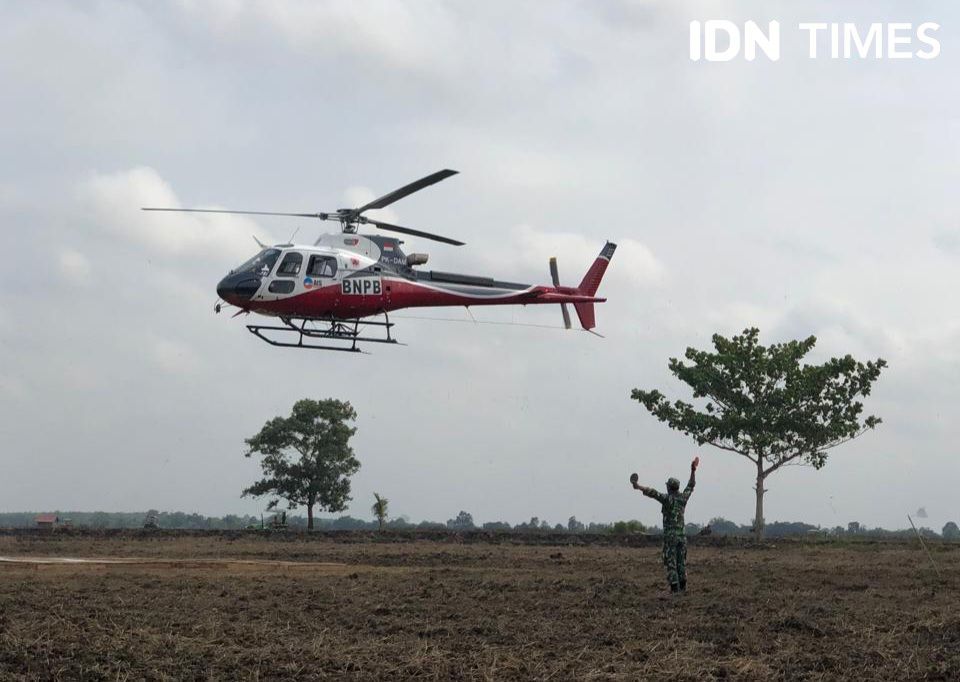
xmin=354 ymin=169 xmax=458 ymax=214
xmin=365 ymin=218 xmax=465 ymax=246
xmin=142 ymin=207 xmax=330 ymax=219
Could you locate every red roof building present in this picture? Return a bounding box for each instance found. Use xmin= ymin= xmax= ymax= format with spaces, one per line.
xmin=35 ymin=514 xmax=59 ymax=528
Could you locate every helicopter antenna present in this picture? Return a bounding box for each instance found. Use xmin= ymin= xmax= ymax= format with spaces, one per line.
xmin=141 ymin=169 xmax=465 ymax=246
xmin=287 ymin=226 xmax=301 ymax=244
xmin=253 ymin=235 xmax=266 ymax=248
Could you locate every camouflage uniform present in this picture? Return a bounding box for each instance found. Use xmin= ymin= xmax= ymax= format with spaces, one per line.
xmin=641 ymin=471 xmax=695 ymax=592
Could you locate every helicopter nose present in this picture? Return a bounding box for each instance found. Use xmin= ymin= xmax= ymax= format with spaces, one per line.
xmin=216 ymin=274 xmax=262 ymax=303
xmin=216 ymin=278 xmax=231 ymax=301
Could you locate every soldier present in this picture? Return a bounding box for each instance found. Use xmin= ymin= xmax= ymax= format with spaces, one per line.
xmin=630 ymin=457 xmax=699 ymax=593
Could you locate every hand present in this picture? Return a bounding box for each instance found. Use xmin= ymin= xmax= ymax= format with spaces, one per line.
xmin=630 ymin=472 xmax=639 ymax=488
xmin=691 ymin=457 xmax=700 ymax=471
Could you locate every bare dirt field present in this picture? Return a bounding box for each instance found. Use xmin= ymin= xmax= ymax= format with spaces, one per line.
xmin=1 ymin=531 xmax=958 ymax=680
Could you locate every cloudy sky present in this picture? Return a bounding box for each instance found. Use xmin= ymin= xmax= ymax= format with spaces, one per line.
xmin=1 ymin=1 xmax=957 ymax=531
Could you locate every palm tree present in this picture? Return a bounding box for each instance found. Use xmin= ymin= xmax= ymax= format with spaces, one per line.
xmin=371 ymin=493 xmax=389 ymax=531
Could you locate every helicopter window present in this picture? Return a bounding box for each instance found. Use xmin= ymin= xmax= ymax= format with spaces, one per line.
xmin=276 ymin=252 xmax=303 ymax=277
xmin=268 ymin=280 xmax=295 ymax=294
xmin=235 ymin=248 xmax=280 ymax=277
xmin=307 ymin=255 xmax=338 ymax=278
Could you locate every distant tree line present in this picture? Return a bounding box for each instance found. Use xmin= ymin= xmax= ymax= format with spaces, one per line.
xmin=3 ymin=511 xmax=956 ymax=540
xmin=0 ymin=511 xmax=259 ymax=530
xmin=697 ymin=517 xmax=956 ymax=540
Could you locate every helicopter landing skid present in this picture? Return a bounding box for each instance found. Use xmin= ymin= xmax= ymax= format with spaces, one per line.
xmin=246 ymin=314 xmax=401 ymax=353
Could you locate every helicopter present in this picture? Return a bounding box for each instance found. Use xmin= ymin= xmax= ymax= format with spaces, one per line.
xmin=143 ymin=169 xmax=616 ymax=352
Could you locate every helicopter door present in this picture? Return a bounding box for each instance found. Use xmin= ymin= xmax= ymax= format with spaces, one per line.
xmin=265 ymin=251 xmax=302 ymax=298
xmin=305 ymin=255 xmax=338 ymax=290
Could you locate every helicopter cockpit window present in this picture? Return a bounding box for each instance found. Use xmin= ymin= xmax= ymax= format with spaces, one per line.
xmin=307 ymin=255 xmax=338 ymax=278
xmin=234 ymin=249 xmax=280 ymax=277
xmin=276 ymin=252 xmax=303 ymax=277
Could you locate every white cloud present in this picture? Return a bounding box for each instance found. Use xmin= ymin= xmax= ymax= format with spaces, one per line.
xmin=494 ymin=224 xmax=665 ymax=289
xmin=78 ymin=166 xmax=274 ymax=262
xmin=57 ymin=249 xmax=92 ymax=286
xmin=172 ymin=0 xmax=555 ymax=84
xmin=0 ymin=182 xmax=20 ymax=207
xmin=148 ymin=334 xmax=202 ymax=375
xmin=342 ymin=186 xmax=400 ymax=226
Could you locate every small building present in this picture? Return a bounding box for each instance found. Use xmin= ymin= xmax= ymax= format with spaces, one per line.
xmin=35 ymin=513 xmax=59 ymax=530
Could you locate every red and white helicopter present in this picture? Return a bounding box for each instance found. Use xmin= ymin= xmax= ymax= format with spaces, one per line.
xmin=144 ymin=170 xmax=616 ymax=352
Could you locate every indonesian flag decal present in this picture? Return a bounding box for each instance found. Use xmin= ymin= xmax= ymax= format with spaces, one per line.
xmin=383 ymin=242 xmax=395 ymax=252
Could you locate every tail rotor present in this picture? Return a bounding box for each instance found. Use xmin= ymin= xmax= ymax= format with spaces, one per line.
xmin=549 ymin=257 xmax=572 ymax=330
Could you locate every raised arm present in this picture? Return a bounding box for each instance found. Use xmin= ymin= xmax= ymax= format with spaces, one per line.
xmin=682 ymin=457 xmax=699 ymax=499
xmin=631 ymin=473 xmax=666 ymax=504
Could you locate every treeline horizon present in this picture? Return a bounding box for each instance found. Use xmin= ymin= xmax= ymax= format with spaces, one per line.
xmin=2 ymin=511 xmax=957 ymax=539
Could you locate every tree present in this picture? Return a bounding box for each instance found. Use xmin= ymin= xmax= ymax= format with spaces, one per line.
xmin=943 ymin=521 xmax=960 ymax=541
xmin=243 ymin=399 xmax=360 ymax=530
xmin=611 ymin=520 xmax=646 ymax=534
xmin=632 ymin=328 xmax=885 ymax=541
xmin=447 ymin=510 xmax=475 ymax=529
xmin=707 ymin=516 xmax=743 ymax=536
xmin=567 ymin=516 xmax=585 ymax=532
xmin=371 ymin=493 xmax=389 ymax=531
xmin=482 ymin=521 xmax=512 ymax=531
xmin=417 ymin=520 xmax=446 ymax=530
xmin=514 ymin=517 xmax=540 ymax=532
xmin=767 ymin=521 xmax=818 ymax=537
xmin=387 ymin=515 xmax=412 ymax=530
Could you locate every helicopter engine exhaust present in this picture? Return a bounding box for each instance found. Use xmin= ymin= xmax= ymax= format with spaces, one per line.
xmin=406 ymin=253 xmax=429 ymax=267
